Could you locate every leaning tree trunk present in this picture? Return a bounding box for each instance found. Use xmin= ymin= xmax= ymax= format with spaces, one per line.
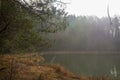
xmin=0 ymin=0 xmax=10 ymax=34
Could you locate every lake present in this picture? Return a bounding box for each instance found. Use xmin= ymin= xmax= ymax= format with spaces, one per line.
xmin=43 ymin=52 xmax=120 ymax=77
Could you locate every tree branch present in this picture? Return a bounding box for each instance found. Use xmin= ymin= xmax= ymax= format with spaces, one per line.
xmin=0 ymin=22 xmax=9 ymax=34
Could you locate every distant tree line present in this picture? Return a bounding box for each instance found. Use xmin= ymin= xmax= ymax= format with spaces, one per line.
xmin=49 ymin=15 xmax=120 ymax=51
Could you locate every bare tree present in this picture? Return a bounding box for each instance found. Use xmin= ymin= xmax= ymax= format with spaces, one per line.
xmin=107 ymin=5 xmax=120 ymax=39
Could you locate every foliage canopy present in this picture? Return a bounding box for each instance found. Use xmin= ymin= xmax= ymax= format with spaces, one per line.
xmin=0 ymin=0 xmax=67 ymax=53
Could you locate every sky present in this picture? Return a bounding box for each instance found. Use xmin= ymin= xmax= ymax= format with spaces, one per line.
xmin=63 ymin=0 xmax=120 ymax=17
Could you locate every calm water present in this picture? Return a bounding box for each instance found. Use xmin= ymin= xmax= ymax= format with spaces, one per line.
xmin=43 ymin=52 xmax=120 ymax=76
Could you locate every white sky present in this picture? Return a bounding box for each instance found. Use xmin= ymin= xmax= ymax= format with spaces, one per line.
xmin=63 ymin=0 xmax=120 ymax=17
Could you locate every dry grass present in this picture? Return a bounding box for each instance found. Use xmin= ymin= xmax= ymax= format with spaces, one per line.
xmin=0 ymin=53 xmax=110 ymax=80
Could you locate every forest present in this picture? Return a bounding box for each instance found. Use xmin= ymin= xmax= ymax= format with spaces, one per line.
xmin=0 ymin=0 xmax=120 ymax=80
xmin=49 ymin=15 xmax=120 ymax=51
xmin=1 ymin=0 xmax=120 ymax=53
xmin=0 ymin=0 xmax=67 ymax=53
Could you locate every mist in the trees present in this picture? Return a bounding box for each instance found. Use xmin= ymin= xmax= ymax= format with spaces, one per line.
xmin=48 ymin=15 xmax=120 ymax=51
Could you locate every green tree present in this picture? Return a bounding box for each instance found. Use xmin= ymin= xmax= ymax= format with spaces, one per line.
xmin=0 ymin=0 xmax=67 ymax=53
